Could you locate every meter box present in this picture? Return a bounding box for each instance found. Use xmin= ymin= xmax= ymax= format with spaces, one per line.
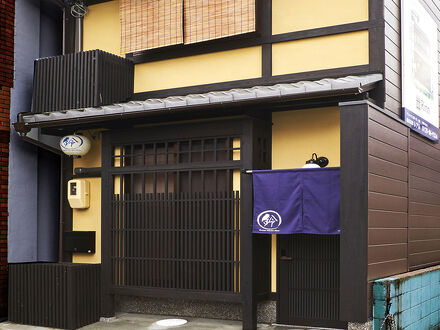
xmin=68 ymin=179 xmax=90 ymax=209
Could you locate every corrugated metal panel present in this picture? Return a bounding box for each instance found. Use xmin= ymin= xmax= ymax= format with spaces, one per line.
xmin=9 ymin=263 xmax=100 ymax=330
xmin=31 ymin=50 xmax=134 ymax=113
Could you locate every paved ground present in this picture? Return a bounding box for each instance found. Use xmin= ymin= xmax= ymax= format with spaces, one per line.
xmin=0 ymin=313 xmax=340 ymax=330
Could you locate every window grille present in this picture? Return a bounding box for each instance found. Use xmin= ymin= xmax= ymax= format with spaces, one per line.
xmin=110 ymin=136 xmax=241 ymax=293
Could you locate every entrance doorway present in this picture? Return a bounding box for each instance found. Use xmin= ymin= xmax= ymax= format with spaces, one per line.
xmin=278 ymin=234 xmax=346 ymax=328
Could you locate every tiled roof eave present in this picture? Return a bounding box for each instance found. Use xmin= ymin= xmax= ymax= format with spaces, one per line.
xmin=15 ymin=74 xmax=383 ymax=132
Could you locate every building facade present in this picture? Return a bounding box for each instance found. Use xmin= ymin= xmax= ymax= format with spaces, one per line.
xmin=0 ymin=0 xmax=14 ymax=319
xmin=8 ymin=0 xmax=440 ymax=329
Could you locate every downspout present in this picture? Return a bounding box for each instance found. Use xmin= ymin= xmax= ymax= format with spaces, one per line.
xmin=61 ymin=1 xmax=88 ymax=260
xmin=62 ymin=8 xmax=66 ymax=55
xmin=71 ymin=2 xmax=88 ymax=52
xmin=59 ymin=156 xmax=65 ymax=262
xmin=75 ymin=16 xmax=83 ymax=52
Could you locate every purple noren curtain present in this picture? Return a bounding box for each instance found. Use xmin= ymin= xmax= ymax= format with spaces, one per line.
xmin=252 ymin=167 xmax=340 ymax=235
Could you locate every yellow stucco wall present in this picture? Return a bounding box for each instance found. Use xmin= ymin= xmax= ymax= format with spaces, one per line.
xmin=83 ymin=1 xmax=368 ymax=93
xmin=270 ymin=107 xmax=341 ymax=291
xmin=83 ymin=1 xmax=261 ymax=93
xmin=272 ymin=0 xmax=369 ymax=35
xmin=134 ymin=47 xmax=262 ymax=92
xmin=272 ymin=31 xmax=369 ymax=76
xmin=72 ymin=132 xmax=102 ymax=263
xmin=83 ymin=0 xmax=120 ymax=56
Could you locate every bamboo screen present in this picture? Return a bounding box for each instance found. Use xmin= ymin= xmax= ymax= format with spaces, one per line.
xmin=120 ymin=0 xmax=256 ymax=54
xmin=120 ymin=0 xmax=184 ymax=54
xmin=184 ymin=0 xmax=256 ymax=44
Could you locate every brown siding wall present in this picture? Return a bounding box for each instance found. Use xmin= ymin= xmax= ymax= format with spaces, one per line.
xmin=367 ymin=0 xmax=440 ymax=282
xmin=0 ymin=0 xmax=14 ymax=318
xmin=367 ymin=108 xmax=409 ymax=281
xmin=384 ymin=0 xmax=401 ymax=116
xmin=408 ymin=133 xmax=440 ymax=270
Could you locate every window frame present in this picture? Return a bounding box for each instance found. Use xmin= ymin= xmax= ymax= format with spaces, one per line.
xmin=123 ymin=0 xmax=264 ymax=64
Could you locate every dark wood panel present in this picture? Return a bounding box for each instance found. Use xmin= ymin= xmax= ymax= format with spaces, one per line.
xmin=409 ymin=228 xmax=440 ymax=241
xmin=368 ymin=210 xmax=408 ymax=228
xmin=340 ymin=102 xmax=369 ymax=322
xmin=384 ymin=0 xmax=402 ymax=119
xmin=410 ymin=176 xmax=440 ymax=195
xmin=367 ymin=259 xmax=407 ymax=281
xmin=368 ymin=137 xmax=408 ymax=166
xmin=368 ymin=244 xmax=407 ymax=264
xmin=368 ymin=109 xmax=408 ymax=136
xmin=383 ymin=0 xmax=440 ymax=276
xmin=409 ymin=162 xmax=440 ymax=184
xmin=409 ymin=240 xmax=440 ymax=254
xmin=410 ymin=136 xmax=440 ymax=160
xmin=368 ymin=192 xmax=407 ymax=212
xmin=409 ymin=261 xmax=440 ymax=271
xmin=384 ymin=95 xmax=401 ymax=116
xmin=368 ymin=120 xmax=408 ymax=150
xmin=385 ymin=80 xmax=402 ymax=102
xmin=368 ymin=155 xmax=408 ymax=181
xmin=409 ymin=149 xmax=440 ymax=173
xmin=409 ymin=215 xmax=440 ymax=229
xmin=384 ymin=63 xmax=400 ymax=86
xmin=411 ymin=132 xmax=440 ymax=151
xmin=408 ymin=251 xmax=440 ymax=269
xmin=368 ymin=173 xmax=407 ymax=197
xmin=409 ymin=189 xmax=440 ymax=205
xmin=409 ymin=202 xmax=440 ymax=217
xmin=368 ymin=228 xmax=407 ymax=245
xmin=385 ymin=50 xmax=401 ymax=73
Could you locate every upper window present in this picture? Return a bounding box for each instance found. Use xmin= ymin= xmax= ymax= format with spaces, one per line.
xmin=120 ymin=0 xmax=256 ymax=55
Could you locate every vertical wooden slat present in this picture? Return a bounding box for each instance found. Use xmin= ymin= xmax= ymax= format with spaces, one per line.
xmin=108 ymin=139 xmax=241 ymax=295
xmin=184 ymin=0 xmax=256 ymax=44
xmin=120 ymin=0 xmax=184 ymax=54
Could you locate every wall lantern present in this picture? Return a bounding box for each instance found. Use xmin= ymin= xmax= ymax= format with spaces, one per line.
xmin=302 ymin=153 xmax=329 ymax=168
xmin=60 ymin=134 xmax=91 ymax=157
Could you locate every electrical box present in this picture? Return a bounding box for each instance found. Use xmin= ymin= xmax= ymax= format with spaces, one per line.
xmin=68 ymin=179 xmax=90 ymax=209
xmin=63 ymin=231 xmax=95 ymax=254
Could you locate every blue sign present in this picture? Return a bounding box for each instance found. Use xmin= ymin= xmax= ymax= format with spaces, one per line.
xmin=403 ymin=107 xmax=439 ymax=142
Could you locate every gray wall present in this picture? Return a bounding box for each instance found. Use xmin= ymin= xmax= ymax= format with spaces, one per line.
xmin=9 ymin=0 xmax=62 ymax=263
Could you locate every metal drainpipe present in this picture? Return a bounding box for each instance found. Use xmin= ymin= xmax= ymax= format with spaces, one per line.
xmin=75 ymin=16 xmax=83 ymax=52
xmin=62 ymin=8 xmax=66 ymax=55
xmin=59 ymin=156 xmax=65 ymax=262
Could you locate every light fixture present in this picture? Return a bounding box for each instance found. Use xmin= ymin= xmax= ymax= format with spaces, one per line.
xmin=60 ymin=134 xmax=91 ymax=157
xmin=302 ymin=153 xmax=329 ymax=168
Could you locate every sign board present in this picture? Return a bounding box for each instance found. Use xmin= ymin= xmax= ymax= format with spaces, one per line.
xmin=401 ymin=0 xmax=439 ymax=142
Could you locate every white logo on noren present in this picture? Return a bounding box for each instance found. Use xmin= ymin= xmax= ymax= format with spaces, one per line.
xmin=257 ymin=210 xmax=282 ymax=231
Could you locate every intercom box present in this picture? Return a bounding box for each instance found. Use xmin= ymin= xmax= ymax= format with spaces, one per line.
xmin=67 ymin=179 xmax=90 ymax=209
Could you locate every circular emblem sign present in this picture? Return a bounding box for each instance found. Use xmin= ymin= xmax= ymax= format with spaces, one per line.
xmin=257 ymin=210 xmax=282 ymax=231
xmin=60 ymin=135 xmax=91 ymax=156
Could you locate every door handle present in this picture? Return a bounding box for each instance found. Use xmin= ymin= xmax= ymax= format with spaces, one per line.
xmin=280 ymin=256 xmax=292 ymax=261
